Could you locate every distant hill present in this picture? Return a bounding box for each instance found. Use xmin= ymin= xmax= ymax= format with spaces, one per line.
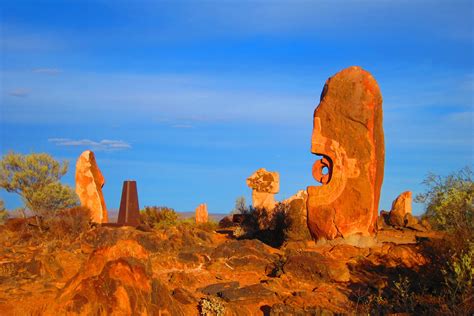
xmin=107 ymin=209 xmax=227 ymax=223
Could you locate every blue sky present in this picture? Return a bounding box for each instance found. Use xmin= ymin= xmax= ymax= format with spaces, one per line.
xmin=1 ymin=0 xmax=473 ymax=215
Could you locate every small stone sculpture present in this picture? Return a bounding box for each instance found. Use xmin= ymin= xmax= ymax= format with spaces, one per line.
xmin=246 ymin=168 xmax=279 ymax=211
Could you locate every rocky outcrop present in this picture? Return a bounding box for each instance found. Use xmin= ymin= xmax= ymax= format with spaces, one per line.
xmin=56 ymin=239 xmax=183 ymax=315
xmin=75 ymin=150 xmax=107 ymax=223
xmin=195 ymin=203 xmax=208 ymax=224
xmin=307 ymin=66 xmax=385 ymax=240
xmin=246 ymin=168 xmax=279 ymax=211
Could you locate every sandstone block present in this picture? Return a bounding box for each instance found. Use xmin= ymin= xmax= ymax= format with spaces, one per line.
xmin=388 ymin=191 xmax=412 ymax=227
xmin=195 ymin=203 xmax=208 ymax=224
xmin=75 ymin=150 xmax=107 ymax=223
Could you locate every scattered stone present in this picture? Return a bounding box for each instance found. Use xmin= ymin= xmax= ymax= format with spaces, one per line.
xmin=389 ymin=191 xmax=412 ymax=227
xmin=195 ymin=203 xmax=208 ymax=224
xmin=117 ymin=180 xmax=140 ymax=227
xmin=75 ymin=150 xmax=108 ymax=223
xmin=307 ymin=66 xmax=385 ymax=240
xmin=246 ymin=168 xmax=279 ymax=211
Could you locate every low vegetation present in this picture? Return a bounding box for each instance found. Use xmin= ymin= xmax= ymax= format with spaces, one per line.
xmin=140 ymin=206 xmax=179 ymax=228
xmin=0 ymin=199 xmax=8 ymax=224
xmin=0 ymin=152 xmax=78 ymax=226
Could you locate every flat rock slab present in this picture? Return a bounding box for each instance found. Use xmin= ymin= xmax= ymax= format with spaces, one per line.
xmin=219 ymin=284 xmax=275 ymax=302
xmin=199 ymin=281 xmax=240 ymax=295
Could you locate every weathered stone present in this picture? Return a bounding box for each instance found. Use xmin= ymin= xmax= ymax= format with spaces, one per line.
xmin=388 ymin=191 xmax=412 ymax=227
xmin=219 ymin=284 xmax=274 ymax=302
xmin=307 ymin=66 xmax=385 ymax=240
xmin=246 ymin=168 xmax=279 ymax=211
xmin=195 ymin=203 xmax=208 ymax=224
xmin=199 ymin=281 xmax=240 ymax=295
xmin=75 ymin=150 xmax=108 ymax=223
xmin=282 ymin=190 xmax=312 ymax=241
xmin=117 ymin=181 xmax=140 ymax=227
xmin=56 ymin=239 xmax=184 ymax=315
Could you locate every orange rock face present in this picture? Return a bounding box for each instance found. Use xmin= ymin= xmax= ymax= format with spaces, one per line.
xmin=389 ymin=191 xmax=413 ymax=227
xmin=195 ymin=203 xmax=208 ymax=223
xmin=307 ymin=66 xmax=385 ymax=240
xmin=75 ymin=150 xmax=108 ymax=223
xmin=246 ymin=168 xmax=279 ymax=211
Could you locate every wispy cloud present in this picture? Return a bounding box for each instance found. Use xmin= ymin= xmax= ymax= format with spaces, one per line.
xmin=32 ymin=68 xmax=62 ymax=75
xmin=48 ymin=138 xmax=131 ymax=151
xmin=8 ymin=88 xmax=30 ymax=97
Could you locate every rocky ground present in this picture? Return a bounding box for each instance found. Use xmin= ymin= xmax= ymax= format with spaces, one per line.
xmin=0 ymin=219 xmax=445 ymax=315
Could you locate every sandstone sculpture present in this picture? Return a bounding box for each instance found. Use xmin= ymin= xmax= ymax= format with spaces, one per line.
xmin=246 ymin=168 xmax=279 ymax=211
xmin=388 ymin=191 xmax=412 ymax=227
xmin=307 ymin=66 xmax=385 ymax=240
xmin=75 ymin=150 xmax=108 ymax=223
xmin=117 ymin=180 xmax=140 ymax=227
xmin=195 ymin=203 xmax=208 ymax=224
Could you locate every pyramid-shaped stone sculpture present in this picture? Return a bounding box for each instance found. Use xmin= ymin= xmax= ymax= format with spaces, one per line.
xmin=117 ymin=180 xmax=140 ymax=227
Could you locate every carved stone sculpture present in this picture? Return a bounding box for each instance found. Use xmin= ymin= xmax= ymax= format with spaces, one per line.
xmin=246 ymin=168 xmax=279 ymax=211
xmin=75 ymin=150 xmax=108 ymax=223
xmin=307 ymin=66 xmax=385 ymax=240
xmin=117 ymin=180 xmax=140 ymax=227
xmin=195 ymin=203 xmax=208 ymax=224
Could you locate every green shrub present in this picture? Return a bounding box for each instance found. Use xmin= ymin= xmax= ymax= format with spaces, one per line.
xmin=140 ymin=206 xmax=179 ymax=228
xmin=415 ymin=166 xmax=473 ymax=234
xmin=0 ymin=151 xmax=79 ymax=219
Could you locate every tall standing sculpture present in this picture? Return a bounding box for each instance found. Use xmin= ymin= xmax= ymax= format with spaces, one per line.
xmin=307 ymin=66 xmax=385 ymax=240
xmin=75 ymin=150 xmax=108 ymax=223
xmin=117 ymin=180 xmax=140 ymax=227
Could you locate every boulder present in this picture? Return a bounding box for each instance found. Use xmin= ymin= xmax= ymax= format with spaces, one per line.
xmin=307 ymin=66 xmax=385 ymax=240
xmin=56 ymin=239 xmax=183 ymax=315
xmin=282 ymin=190 xmax=312 ymax=241
xmin=388 ymin=191 xmax=412 ymax=227
xmin=75 ymin=150 xmax=108 ymax=223
xmin=246 ymin=168 xmax=279 ymax=211
xmin=195 ymin=203 xmax=208 ymax=224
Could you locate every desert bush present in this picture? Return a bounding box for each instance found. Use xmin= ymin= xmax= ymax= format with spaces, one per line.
xmin=415 ymin=166 xmax=473 ymax=235
xmin=43 ymin=206 xmax=92 ymax=240
xmin=199 ymin=296 xmax=225 ymax=316
xmin=441 ymin=241 xmax=474 ymax=309
xmin=0 ymin=199 xmax=8 ymax=224
xmin=0 ymin=152 xmax=79 ymax=219
xmin=241 ymin=203 xmax=288 ymax=247
xmin=231 ymin=196 xmax=250 ymax=215
xmin=197 ymin=221 xmax=219 ymax=232
xmin=140 ymin=206 xmax=179 ymax=228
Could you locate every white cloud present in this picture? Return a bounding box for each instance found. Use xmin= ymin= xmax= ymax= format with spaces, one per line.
xmin=32 ymin=68 xmax=62 ymax=75
xmin=8 ymin=88 xmax=30 ymax=97
xmin=48 ymin=138 xmax=131 ymax=151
